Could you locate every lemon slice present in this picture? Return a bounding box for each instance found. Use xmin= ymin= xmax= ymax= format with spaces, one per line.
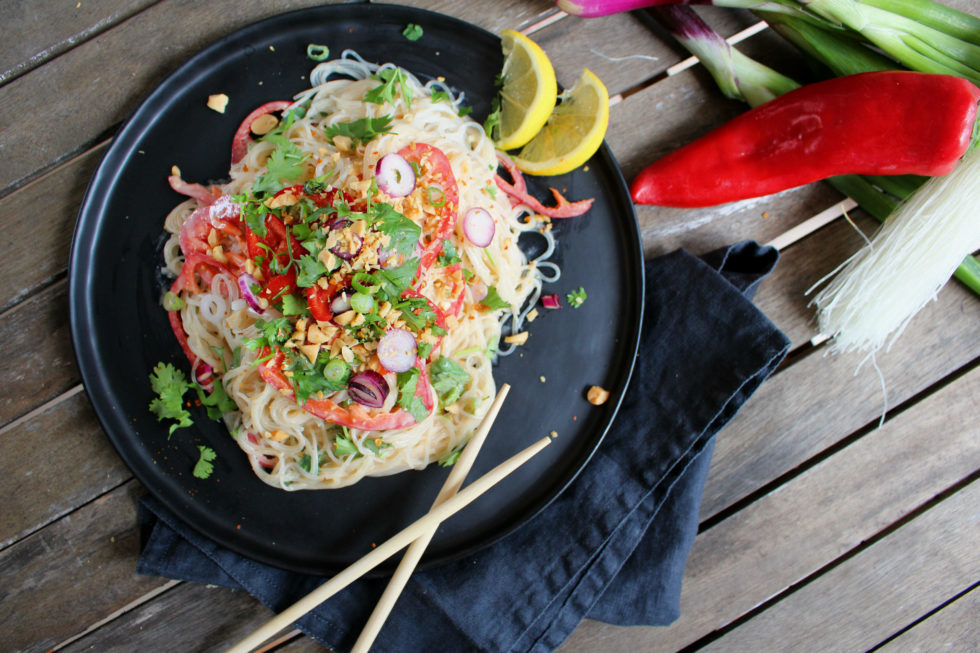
xmin=511 ymin=69 xmax=609 ymax=176
xmin=495 ymin=30 xmax=558 ymax=151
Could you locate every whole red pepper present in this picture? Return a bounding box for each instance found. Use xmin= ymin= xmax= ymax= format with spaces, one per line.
xmin=630 ymin=71 xmax=980 ymax=208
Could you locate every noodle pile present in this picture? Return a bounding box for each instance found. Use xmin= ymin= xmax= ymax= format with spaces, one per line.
xmin=161 ymin=52 xmax=559 ymax=490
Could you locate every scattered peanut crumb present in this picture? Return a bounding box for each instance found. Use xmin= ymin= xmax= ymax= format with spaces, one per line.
xmin=171 ymin=165 xmax=181 ymax=177
xmin=269 ymin=45 xmax=276 ymax=51
xmin=207 ymin=93 xmax=229 ymax=113
xmin=504 ymin=331 xmax=529 ymax=346
xmin=550 ymin=430 xmax=558 ymax=438
xmin=587 ymin=385 xmax=610 ymax=405
xmin=762 ymin=211 xmax=771 ymax=218
xmin=539 ymin=376 xmax=546 ymax=383
xmin=526 ymin=308 xmax=539 ymax=322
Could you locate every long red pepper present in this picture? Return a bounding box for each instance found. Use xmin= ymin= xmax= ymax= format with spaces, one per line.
xmin=630 ymin=71 xmax=980 ymax=208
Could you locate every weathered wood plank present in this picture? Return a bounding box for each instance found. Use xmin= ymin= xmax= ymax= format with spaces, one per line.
xmin=0 ymin=279 xmax=77 ymax=426
xmin=0 ymin=481 xmax=167 ymax=652
xmin=560 ymin=364 xmax=980 ymax=651
xmin=878 ymin=585 xmax=980 ymax=653
xmin=0 ymin=388 xmax=130 ymax=549
xmin=0 ymin=142 xmax=105 ymax=313
xmin=0 ymin=0 xmax=158 ymax=86
xmin=61 ymin=581 xmax=276 ymax=653
xmin=0 ymin=0 xmax=561 ymax=196
xmin=702 ymin=480 xmax=980 ymax=651
xmin=702 ymin=269 xmax=980 ymax=520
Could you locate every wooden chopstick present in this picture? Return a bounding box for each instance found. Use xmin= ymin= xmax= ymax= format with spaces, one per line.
xmin=351 ymin=384 xmax=511 ymax=653
xmin=227 ymin=420 xmax=549 ymax=653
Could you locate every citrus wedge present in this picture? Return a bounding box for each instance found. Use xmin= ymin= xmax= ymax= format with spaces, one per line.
xmin=495 ymin=30 xmax=558 ymax=151
xmin=511 ymin=68 xmax=609 ymax=176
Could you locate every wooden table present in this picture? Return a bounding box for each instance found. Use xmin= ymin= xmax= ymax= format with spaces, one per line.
xmin=2 ymin=1 xmax=977 ymax=651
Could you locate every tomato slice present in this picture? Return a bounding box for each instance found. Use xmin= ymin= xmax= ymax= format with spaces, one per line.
xmin=167 ymin=254 xmax=230 ymax=366
xmin=231 ymin=101 xmax=292 ymax=164
xmin=306 ymin=285 xmax=333 ymax=322
xmin=258 ymin=349 xmax=434 ymax=430
xmin=397 ymin=143 xmax=459 ymax=272
xmin=259 ymin=269 xmax=297 ymax=303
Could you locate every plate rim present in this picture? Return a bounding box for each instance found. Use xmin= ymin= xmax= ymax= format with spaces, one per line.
xmin=68 ymin=2 xmax=645 ymax=574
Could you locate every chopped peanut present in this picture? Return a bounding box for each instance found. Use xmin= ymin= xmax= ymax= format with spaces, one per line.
xmin=250 ymin=113 xmax=279 ymax=135
xmin=207 ymin=93 xmax=229 ymax=113
xmin=587 ymin=385 xmax=610 ymax=406
xmin=503 ymin=331 xmax=529 ymax=346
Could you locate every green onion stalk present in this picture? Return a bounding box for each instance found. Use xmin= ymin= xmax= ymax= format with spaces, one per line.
xmin=645 ymin=3 xmax=980 ymax=296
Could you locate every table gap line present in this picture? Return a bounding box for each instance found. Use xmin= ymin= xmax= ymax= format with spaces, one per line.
xmin=697 ymin=352 xmax=980 ymax=537
xmin=0 ymin=0 xmax=167 ymax=89
xmin=684 ymin=472 xmax=980 ymax=653
xmin=50 ymin=579 xmax=183 ymax=652
xmin=867 ymin=581 xmax=980 ymax=652
xmin=0 ymin=383 xmax=84 ymax=437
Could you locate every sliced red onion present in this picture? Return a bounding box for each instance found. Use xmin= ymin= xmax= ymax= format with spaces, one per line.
xmin=377 ymin=329 xmax=418 ymax=373
xmin=462 ymin=207 xmax=495 ymax=247
xmin=330 ymin=287 xmax=354 ymax=314
xmin=237 ymin=273 xmax=265 ymax=313
xmin=541 ymin=293 xmax=561 ymax=310
xmin=348 ymin=370 xmax=389 ymax=408
xmin=375 ymin=153 xmax=416 ymax=197
xmin=329 ymin=219 xmax=363 ymax=260
xmin=195 ymin=362 xmax=215 ymax=393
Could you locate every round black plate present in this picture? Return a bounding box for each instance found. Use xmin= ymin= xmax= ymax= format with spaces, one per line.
xmin=69 ymin=3 xmax=643 ymax=575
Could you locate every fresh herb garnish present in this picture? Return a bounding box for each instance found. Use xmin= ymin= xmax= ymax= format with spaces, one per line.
xmin=438 ymin=447 xmax=462 ymax=467
xmin=334 ymin=431 xmax=360 ymax=457
xmin=193 ymin=446 xmax=217 ymax=479
xmin=567 ymin=286 xmax=587 ymax=308
xmin=437 ymin=239 xmax=461 ymax=267
xmin=370 ymin=202 xmax=421 ymax=256
xmin=479 ymin=286 xmax=511 ymax=311
xmin=252 ymin=142 xmax=308 ymax=197
xmin=295 ymin=254 xmax=328 ymax=287
xmin=364 ymin=68 xmax=413 ymax=108
xmin=280 ymin=293 xmax=310 ymax=316
xmin=483 ymin=97 xmax=501 ymax=139
xmin=195 ymin=380 xmax=237 ymax=420
xmin=149 ymin=362 xmax=193 ymax=436
xmin=402 ymin=23 xmax=424 ymax=41
xmin=430 ymin=357 xmax=470 ymax=407
xmin=324 ymin=115 xmax=394 ymax=147
xmin=430 ymin=89 xmax=449 ymax=103
xmin=396 ymin=368 xmax=430 ymax=423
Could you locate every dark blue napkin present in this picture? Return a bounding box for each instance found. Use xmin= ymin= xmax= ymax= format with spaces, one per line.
xmin=138 ymin=241 xmax=789 ymax=652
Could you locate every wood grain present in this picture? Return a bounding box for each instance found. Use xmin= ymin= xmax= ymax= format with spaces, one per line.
xmin=702 ymin=480 xmax=980 ymax=651
xmin=561 ymin=364 xmax=980 ymax=651
xmin=878 ymin=586 xmax=980 ymax=653
xmin=0 ymin=481 xmax=166 ymax=651
xmin=0 ymin=389 xmax=130 ymax=549
xmin=0 ymin=279 xmax=78 ymax=426
xmin=0 ymin=0 xmax=158 ymax=85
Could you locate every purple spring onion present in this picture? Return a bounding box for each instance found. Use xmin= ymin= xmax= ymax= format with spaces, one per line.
xmin=347 ymin=370 xmax=389 ymax=408
xmin=237 ymin=273 xmax=265 ymax=313
xmin=541 ymin=293 xmax=561 ymax=310
xmin=462 ymin=207 xmax=495 ymax=247
xmin=377 ymin=328 xmax=418 ymax=373
xmin=329 ymin=219 xmax=363 ymax=260
xmin=375 ymin=153 xmax=416 ymax=197
xmin=556 ymin=0 xmax=673 ymax=18
xmin=330 ymin=287 xmax=354 ymax=314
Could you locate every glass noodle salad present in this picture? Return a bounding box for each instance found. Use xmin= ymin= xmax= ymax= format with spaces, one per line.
xmin=160 ymin=51 xmax=590 ymax=490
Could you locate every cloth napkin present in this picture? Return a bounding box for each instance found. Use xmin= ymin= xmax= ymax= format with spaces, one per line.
xmin=138 ymin=241 xmax=790 ymax=652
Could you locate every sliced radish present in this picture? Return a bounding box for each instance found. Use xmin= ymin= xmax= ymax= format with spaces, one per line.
xmin=463 ymin=207 xmax=495 ymax=247
xmin=377 ymin=329 xmax=418 ymax=373
xmin=376 ymin=153 xmax=416 ymax=197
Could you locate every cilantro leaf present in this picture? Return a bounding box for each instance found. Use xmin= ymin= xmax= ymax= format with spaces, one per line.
xmin=479 ymin=286 xmax=511 ymax=311
xmin=371 ymin=202 xmax=420 ymax=255
xmin=280 ymin=293 xmax=310 ymax=317
xmin=439 ymin=447 xmax=462 ymax=467
xmin=364 ymin=68 xmax=413 ymax=108
xmin=334 ymin=433 xmax=361 ymax=458
xmin=377 ymin=258 xmax=418 ymax=299
xmin=484 ymin=96 xmax=501 ymax=139
xmin=430 ymin=357 xmax=470 ymax=407
xmin=363 ymin=437 xmax=393 ymax=457
xmin=402 ymin=23 xmax=424 ymax=41
xmin=252 ymin=142 xmax=308 ymax=197
xmin=295 ymin=254 xmax=328 ymax=288
xmin=193 ymin=446 xmax=217 ymax=479
xmin=437 ymin=239 xmax=461 ymax=267
xmin=430 ymin=89 xmax=449 ymax=103
xmin=196 ymin=381 xmax=237 ymax=420
xmin=324 ymin=115 xmax=394 ymax=147
xmin=396 ymin=368 xmax=431 ymax=423
xmin=148 ymin=362 xmax=193 ymax=436
xmin=567 ymin=286 xmax=587 ymax=308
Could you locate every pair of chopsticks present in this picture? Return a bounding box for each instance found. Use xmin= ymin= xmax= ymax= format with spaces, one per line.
xmin=228 ymin=384 xmax=550 ymax=653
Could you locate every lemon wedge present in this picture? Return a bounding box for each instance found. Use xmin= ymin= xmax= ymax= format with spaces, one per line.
xmin=511 ymin=68 xmax=609 ymax=176
xmin=495 ymin=30 xmax=558 ymax=151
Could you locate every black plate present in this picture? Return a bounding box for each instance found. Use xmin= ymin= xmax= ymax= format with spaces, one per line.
xmin=69 ymin=3 xmax=643 ymax=575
